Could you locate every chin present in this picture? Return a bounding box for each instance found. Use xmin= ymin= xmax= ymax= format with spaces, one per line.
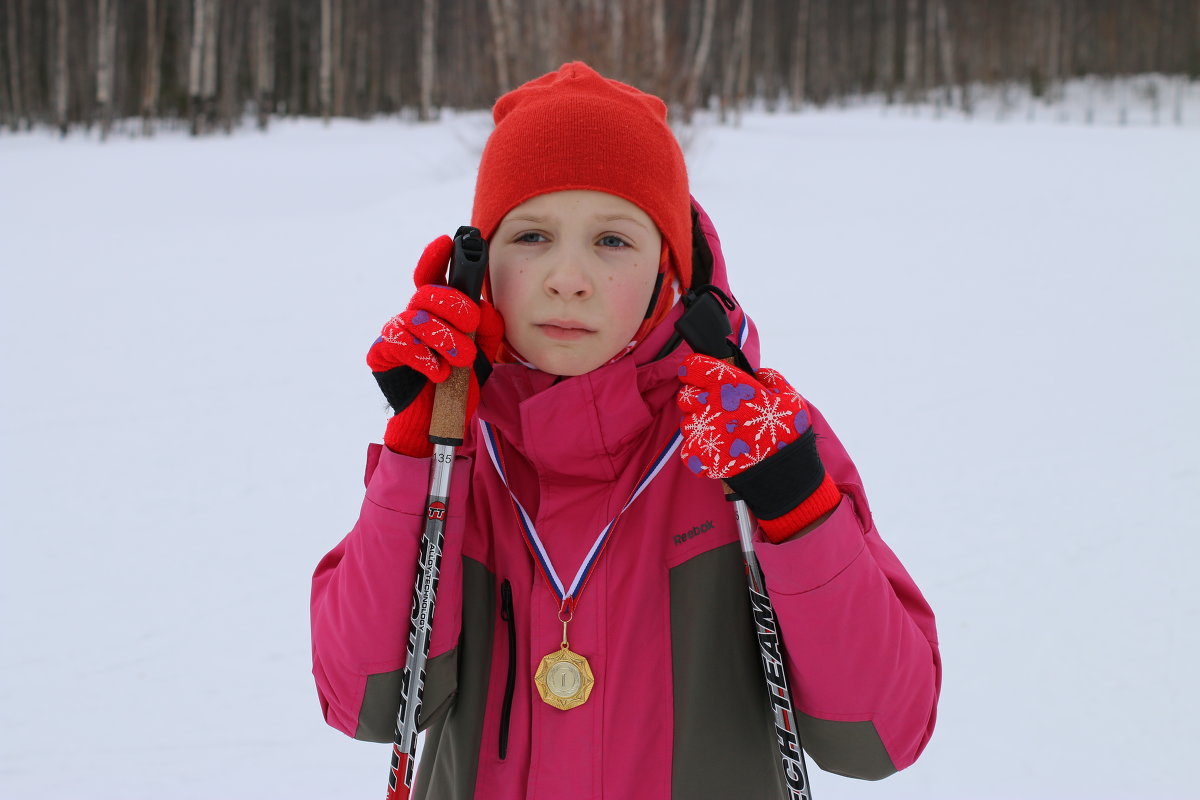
xmin=528 ymin=349 xmax=605 ymax=377
xmin=538 ymin=359 xmax=596 ymax=377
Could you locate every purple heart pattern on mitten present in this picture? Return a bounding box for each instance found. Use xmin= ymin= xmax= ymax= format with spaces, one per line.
xmin=676 ymin=354 xmax=810 ymax=480
xmin=367 ymin=285 xmax=481 ymax=383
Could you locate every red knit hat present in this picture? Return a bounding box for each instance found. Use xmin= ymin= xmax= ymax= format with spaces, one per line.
xmin=472 ymin=62 xmax=692 ymax=294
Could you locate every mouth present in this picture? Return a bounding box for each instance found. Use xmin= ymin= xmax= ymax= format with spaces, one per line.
xmin=536 ymin=320 xmax=596 ymax=341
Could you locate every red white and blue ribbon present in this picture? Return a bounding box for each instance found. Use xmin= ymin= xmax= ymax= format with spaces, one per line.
xmin=479 ymin=419 xmax=682 ymax=609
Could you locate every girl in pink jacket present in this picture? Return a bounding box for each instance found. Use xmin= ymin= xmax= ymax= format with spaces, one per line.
xmin=312 ymin=62 xmax=940 ymax=799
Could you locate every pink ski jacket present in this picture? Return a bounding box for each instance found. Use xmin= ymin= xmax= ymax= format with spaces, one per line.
xmin=311 ymin=204 xmax=940 ymax=799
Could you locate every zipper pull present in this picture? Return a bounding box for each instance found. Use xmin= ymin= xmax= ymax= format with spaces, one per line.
xmin=498 ymin=579 xmax=516 ymax=761
xmin=500 ymin=579 xmax=513 ymax=621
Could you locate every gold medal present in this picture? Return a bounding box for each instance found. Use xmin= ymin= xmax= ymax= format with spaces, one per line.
xmin=534 ymin=617 xmax=595 ymax=710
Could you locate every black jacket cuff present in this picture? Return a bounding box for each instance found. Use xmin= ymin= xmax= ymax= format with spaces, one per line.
xmin=725 ymin=427 xmax=826 ymax=521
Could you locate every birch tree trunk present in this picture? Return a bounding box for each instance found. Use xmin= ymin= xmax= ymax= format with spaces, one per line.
xmin=353 ymin=0 xmax=368 ymax=116
xmin=417 ymin=0 xmax=436 ymax=121
xmin=532 ymin=0 xmax=552 ymax=76
xmin=1026 ymin=0 xmax=1043 ymax=101
xmin=650 ymin=0 xmax=665 ymax=90
xmin=485 ymin=0 xmax=511 ymax=94
xmin=383 ymin=1 xmax=402 ymax=111
xmin=934 ymin=0 xmax=955 ymax=106
xmin=1046 ymin=0 xmax=1062 ymax=100
xmin=539 ymin=0 xmax=561 ymax=77
xmin=923 ymin=0 xmax=937 ymax=96
xmin=320 ymin=0 xmax=332 ymax=121
xmin=142 ymin=0 xmax=160 ymax=135
xmin=79 ymin=0 xmax=95 ymax=125
xmin=835 ymin=0 xmax=853 ymax=98
xmin=500 ymin=0 xmax=520 ymax=86
xmin=288 ymin=2 xmax=302 ymax=114
xmin=96 ymin=0 xmax=117 ymax=139
xmin=331 ymin=0 xmax=344 ymax=116
xmin=720 ymin=0 xmax=751 ymax=120
xmin=176 ymin=0 xmax=191 ymax=107
xmin=904 ymin=0 xmax=921 ymax=102
xmin=54 ymin=0 xmax=69 ymax=134
xmin=1065 ymin=0 xmax=1084 ymax=79
xmin=609 ymin=0 xmax=624 ymax=78
xmin=6 ymin=0 xmax=26 ymax=130
xmin=201 ymin=0 xmax=219 ymax=128
xmin=852 ymin=0 xmax=870 ymax=93
xmin=759 ymin=0 xmax=779 ymax=110
xmin=810 ymin=0 xmax=830 ymax=103
xmin=682 ymin=0 xmax=716 ymax=122
xmin=789 ymin=0 xmax=810 ymax=110
xmin=0 ymin=35 xmax=10 ymax=132
xmin=218 ymin=0 xmax=242 ymax=131
xmin=680 ymin=0 xmax=699 ymax=100
xmin=254 ymin=0 xmax=274 ymax=129
xmin=878 ymin=0 xmax=896 ymax=101
xmin=367 ymin=0 xmax=382 ymax=112
xmin=188 ymin=0 xmax=205 ymax=133
xmin=732 ymin=0 xmax=754 ymax=122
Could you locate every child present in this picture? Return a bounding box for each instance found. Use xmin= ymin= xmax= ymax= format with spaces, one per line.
xmin=311 ymin=62 xmax=940 ymax=799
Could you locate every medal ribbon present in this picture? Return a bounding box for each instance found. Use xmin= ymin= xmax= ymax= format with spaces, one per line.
xmin=479 ymin=419 xmax=682 ymax=612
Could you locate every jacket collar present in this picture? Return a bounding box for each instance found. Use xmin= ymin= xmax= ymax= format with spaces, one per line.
xmin=477 ymin=349 xmax=683 ymax=482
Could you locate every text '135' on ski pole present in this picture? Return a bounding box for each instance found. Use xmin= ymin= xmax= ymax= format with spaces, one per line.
xmin=386 ymin=226 xmax=488 ymax=800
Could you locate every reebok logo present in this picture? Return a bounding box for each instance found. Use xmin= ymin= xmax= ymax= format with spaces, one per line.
xmin=673 ymin=520 xmax=714 ymax=545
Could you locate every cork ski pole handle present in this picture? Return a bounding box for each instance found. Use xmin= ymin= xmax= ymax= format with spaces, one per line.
xmin=429 ymin=359 xmax=473 ymax=443
xmin=428 ymin=226 xmax=488 ymax=446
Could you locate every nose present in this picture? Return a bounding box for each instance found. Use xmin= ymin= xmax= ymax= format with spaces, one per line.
xmin=543 ymin=246 xmax=592 ymax=299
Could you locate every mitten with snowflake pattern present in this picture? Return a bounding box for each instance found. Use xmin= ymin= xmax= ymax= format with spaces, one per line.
xmin=367 ymin=235 xmax=504 ymax=457
xmin=676 ymin=354 xmax=840 ymax=541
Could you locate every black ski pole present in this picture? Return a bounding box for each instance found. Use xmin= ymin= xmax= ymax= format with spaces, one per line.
xmin=676 ymin=288 xmax=814 ymax=800
xmin=386 ymin=227 xmax=488 ymax=800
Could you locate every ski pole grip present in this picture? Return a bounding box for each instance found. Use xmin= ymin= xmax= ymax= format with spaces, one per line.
xmin=674 ymin=291 xmax=742 ymax=499
xmin=674 ymin=291 xmax=734 ymax=362
xmin=429 ymin=227 xmax=488 ymax=446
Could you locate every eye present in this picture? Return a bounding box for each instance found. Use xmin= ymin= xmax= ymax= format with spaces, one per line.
xmin=597 ymin=234 xmax=630 ymax=248
xmin=515 ymin=231 xmax=548 ymax=244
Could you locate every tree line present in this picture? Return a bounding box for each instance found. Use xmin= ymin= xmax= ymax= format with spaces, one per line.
xmin=2 ymin=0 xmax=1197 ymax=137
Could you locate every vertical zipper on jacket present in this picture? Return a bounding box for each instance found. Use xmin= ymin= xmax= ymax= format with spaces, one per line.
xmin=498 ymin=579 xmax=516 ymax=761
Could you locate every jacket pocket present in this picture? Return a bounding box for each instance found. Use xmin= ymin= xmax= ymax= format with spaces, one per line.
xmin=498 ymin=579 xmax=517 ymax=760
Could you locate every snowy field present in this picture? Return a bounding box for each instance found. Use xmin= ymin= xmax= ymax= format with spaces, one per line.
xmin=2 ymin=89 xmax=1198 ymax=799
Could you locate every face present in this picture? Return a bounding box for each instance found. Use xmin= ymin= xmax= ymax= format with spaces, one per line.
xmin=489 ymin=190 xmax=663 ymax=376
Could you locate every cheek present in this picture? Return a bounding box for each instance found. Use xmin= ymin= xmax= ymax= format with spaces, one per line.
xmin=489 ymin=264 xmax=530 ymax=319
xmin=610 ymin=269 xmax=660 ymax=330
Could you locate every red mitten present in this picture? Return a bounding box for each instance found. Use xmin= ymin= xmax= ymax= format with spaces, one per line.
xmin=677 ymin=354 xmax=840 ymax=541
xmin=368 ymin=235 xmax=504 ymax=457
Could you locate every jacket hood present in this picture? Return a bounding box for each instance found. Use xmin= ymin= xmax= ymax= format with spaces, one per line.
xmin=631 ymin=196 xmax=760 ymax=372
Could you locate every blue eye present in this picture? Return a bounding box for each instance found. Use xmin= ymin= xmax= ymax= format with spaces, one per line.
xmin=516 ymin=232 xmax=547 ymax=244
xmin=598 ymin=235 xmax=629 ymax=248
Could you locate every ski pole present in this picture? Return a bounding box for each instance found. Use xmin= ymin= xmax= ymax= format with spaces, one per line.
xmin=386 ymin=226 xmax=488 ymax=800
xmin=675 ymin=288 xmax=814 ymax=800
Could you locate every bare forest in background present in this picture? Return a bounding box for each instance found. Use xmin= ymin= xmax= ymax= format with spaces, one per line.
xmin=2 ymin=0 xmax=1198 ymax=137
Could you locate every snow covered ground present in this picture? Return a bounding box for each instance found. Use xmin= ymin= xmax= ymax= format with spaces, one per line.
xmin=2 ymin=91 xmax=1197 ymax=798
